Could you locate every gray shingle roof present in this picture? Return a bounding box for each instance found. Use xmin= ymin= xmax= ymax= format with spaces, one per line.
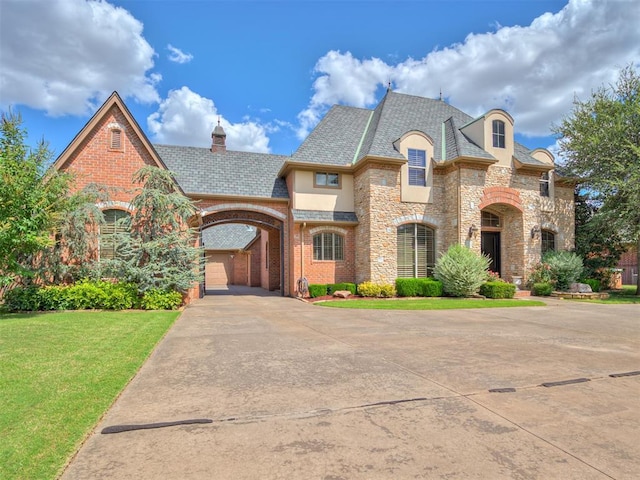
xmin=153 ymin=145 xmax=289 ymax=199
xmin=290 ymin=90 xmax=546 ymax=167
xmin=513 ymin=143 xmax=550 ymax=167
xmin=291 ymin=105 xmax=372 ymax=165
xmin=202 ymin=224 xmax=258 ymax=250
xmin=292 ymin=210 xmax=358 ymax=223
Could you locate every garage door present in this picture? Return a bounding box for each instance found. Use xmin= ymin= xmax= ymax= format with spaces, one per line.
xmin=205 ymin=253 xmax=231 ymax=286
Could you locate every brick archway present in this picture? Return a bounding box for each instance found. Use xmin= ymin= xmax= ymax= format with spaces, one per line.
xmin=479 ymin=187 xmax=523 ymax=212
xmin=201 ymin=209 xmax=286 ymax=295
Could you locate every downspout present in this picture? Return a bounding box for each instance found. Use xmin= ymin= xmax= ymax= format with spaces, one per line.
xmin=301 ymin=222 xmax=306 ymax=281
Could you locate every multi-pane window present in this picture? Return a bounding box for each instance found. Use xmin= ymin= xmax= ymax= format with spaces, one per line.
xmin=397 ymin=224 xmax=435 ymax=278
xmin=100 ymin=209 xmax=130 ymax=260
xmin=541 ymin=229 xmax=555 ymax=254
xmin=315 ymin=172 xmax=340 ymax=188
xmin=313 ymin=232 xmax=344 ymax=261
xmin=540 ymin=172 xmax=550 ymax=197
xmin=492 ymin=120 xmax=505 ymax=148
xmin=407 ymin=149 xmax=427 ymax=186
xmin=481 ymin=211 xmax=500 ymax=228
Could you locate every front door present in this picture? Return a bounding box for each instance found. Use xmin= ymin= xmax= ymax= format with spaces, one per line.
xmin=481 ymin=232 xmax=501 ymax=274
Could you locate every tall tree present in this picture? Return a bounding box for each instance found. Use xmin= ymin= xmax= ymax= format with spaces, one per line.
xmin=554 ymin=66 xmax=640 ymax=294
xmin=0 ymin=112 xmax=74 ymax=288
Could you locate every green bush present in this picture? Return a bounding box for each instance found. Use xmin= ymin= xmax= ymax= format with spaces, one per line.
xmin=479 ymin=281 xmax=516 ymax=299
xmin=542 ymin=250 xmax=584 ymax=291
xmin=582 ymin=278 xmax=601 ymax=292
xmin=2 ymin=285 xmax=42 ymax=311
xmin=421 ymin=279 xmax=444 ymax=297
xmin=327 ymin=283 xmax=357 ymax=295
xmin=395 ymin=278 xmax=421 ymax=297
xmin=532 ymin=282 xmax=554 ymax=296
xmin=308 ymin=284 xmax=328 ymax=298
xmin=434 ymin=244 xmax=490 ymax=297
xmin=395 ymin=278 xmax=443 ymax=297
xmin=357 ymin=281 xmax=381 ymax=297
xmin=140 ymin=289 xmax=183 ymax=310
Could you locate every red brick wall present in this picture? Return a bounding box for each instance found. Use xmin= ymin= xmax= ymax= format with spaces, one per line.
xmin=59 ymin=106 xmax=157 ymax=203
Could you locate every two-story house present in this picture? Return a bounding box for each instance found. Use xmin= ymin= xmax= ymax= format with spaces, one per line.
xmin=53 ymin=90 xmax=575 ymax=298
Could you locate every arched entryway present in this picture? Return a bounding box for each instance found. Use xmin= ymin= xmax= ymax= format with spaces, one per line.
xmin=200 ymin=207 xmax=287 ymax=296
xmin=479 ymin=205 xmax=524 ymax=280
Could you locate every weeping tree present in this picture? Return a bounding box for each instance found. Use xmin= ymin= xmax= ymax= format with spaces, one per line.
xmin=553 ymin=65 xmax=640 ymax=295
xmin=113 ymin=166 xmax=203 ymax=293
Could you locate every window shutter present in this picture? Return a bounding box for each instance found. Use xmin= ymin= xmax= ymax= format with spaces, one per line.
xmin=110 ymin=129 xmax=122 ymax=150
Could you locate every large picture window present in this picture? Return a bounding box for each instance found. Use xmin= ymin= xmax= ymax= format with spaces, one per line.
xmin=492 ymin=120 xmax=505 ymax=148
xmin=100 ymin=209 xmax=130 ymax=260
xmin=407 ymin=149 xmax=427 ymax=186
xmin=397 ymin=224 xmax=435 ymax=277
xmin=313 ymin=232 xmax=344 ymax=261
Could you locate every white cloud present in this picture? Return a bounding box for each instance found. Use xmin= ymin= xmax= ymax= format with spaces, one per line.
xmin=0 ymin=0 xmax=159 ymax=116
xmin=167 ymin=44 xmax=193 ymax=64
xmin=148 ymin=87 xmax=272 ymax=153
xmin=297 ymin=0 xmax=640 ymax=138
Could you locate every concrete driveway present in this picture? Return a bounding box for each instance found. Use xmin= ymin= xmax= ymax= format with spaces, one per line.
xmin=62 ymin=290 xmax=639 ymax=479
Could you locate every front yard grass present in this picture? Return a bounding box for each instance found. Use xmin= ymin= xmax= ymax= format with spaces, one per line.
xmin=317 ymin=298 xmax=545 ymax=309
xmin=0 ymin=310 xmax=180 ymax=480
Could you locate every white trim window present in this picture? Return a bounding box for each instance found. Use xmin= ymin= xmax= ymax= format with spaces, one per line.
xmin=492 ymin=120 xmax=505 ymax=148
xmin=540 ymin=172 xmax=550 ymax=197
xmin=407 ymin=149 xmax=426 ymax=186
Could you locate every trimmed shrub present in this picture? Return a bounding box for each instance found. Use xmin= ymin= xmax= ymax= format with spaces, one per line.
xmin=532 ymin=282 xmax=553 ymax=296
xmin=582 ymin=278 xmax=601 ymax=292
xmin=357 ymin=281 xmax=381 ymax=298
xmin=308 ymin=284 xmax=328 ymax=298
xmin=140 ymin=289 xmax=182 ymax=310
xmin=379 ymin=283 xmax=396 ymax=298
xmin=479 ymin=281 xmax=516 ymax=299
xmin=395 ymin=278 xmax=421 ymax=297
xmin=434 ymin=244 xmax=490 ymax=297
xmin=327 ymin=283 xmax=357 ymax=295
xmin=542 ymin=250 xmax=584 ymax=291
xmin=420 ymin=279 xmax=443 ymax=297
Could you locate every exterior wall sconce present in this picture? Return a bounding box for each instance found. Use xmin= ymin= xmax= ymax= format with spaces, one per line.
xmin=531 ymin=225 xmax=540 ymax=239
xmin=468 ymin=224 xmax=479 ymax=238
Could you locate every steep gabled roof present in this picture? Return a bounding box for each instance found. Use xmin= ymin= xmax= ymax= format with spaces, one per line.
xmin=154 ymin=145 xmax=289 ymax=199
xmin=52 ymin=91 xmax=167 ymax=172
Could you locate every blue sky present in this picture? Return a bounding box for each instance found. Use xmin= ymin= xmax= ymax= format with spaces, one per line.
xmin=1 ymin=0 xmax=639 ymax=160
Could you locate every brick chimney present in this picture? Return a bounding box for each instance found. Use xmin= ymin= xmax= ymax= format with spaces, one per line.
xmin=211 ymin=118 xmax=226 ymax=153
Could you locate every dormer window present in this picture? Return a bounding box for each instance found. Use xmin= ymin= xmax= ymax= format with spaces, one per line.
xmin=408 ymin=149 xmax=426 ymax=186
xmin=315 ymin=172 xmax=340 ymax=188
xmin=492 ymin=120 xmax=505 ymax=148
xmin=540 ymin=172 xmax=550 ymax=197
xmin=110 ymin=128 xmax=122 ymax=150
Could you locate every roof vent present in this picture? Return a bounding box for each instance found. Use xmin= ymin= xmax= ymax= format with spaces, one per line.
xmin=211 ymin=118 xmax=226 ymax=153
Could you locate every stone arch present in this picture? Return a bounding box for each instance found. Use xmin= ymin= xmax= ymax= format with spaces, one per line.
xmin=391 ymin=213 xmax=440 ymax=228
xmin=97 ymin=200 xmax=134 ymax=212
xmin=479 ymin=187 xmax=523 ymax=212
xmin=201 ymin=203 xmax=286 ymax=221
xmin=308 ymin=226 xmax=349 ymax=236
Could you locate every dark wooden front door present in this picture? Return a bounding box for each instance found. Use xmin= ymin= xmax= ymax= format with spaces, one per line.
xmin=481 ymin=232 xmax=501 ymax=274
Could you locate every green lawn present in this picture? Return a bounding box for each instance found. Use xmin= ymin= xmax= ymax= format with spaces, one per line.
xmin=317 ymin=297 xmax=546 ymax=309
xmin=0 ymin=310 xmax=180 ymax=480
xmin=576 ymin=285 xmax=640 ymax=304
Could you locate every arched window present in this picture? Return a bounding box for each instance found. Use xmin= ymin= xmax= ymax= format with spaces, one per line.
xmin=397 ymin=224 xmax=435 ymax=277
xmin=541 ymin=229 xmax=556 ymax=254
xmin=481 ymin=211 xmax=500 ymax=228
xmin=100 ymin=209 xmax=130 ymax=260
xmin=313 ymin=232 xmax=344 ymax=261
xmin=492 ymin=120 xmax=505 ymax=148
